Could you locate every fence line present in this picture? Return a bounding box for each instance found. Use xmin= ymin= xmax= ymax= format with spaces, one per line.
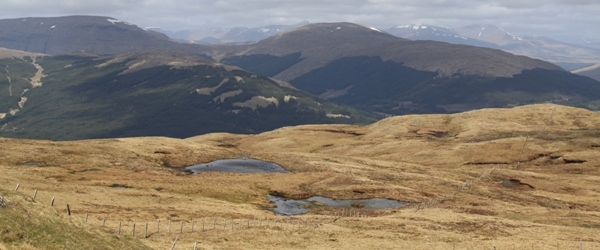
xmin=2 ymin=182 xmax=598 ymax=249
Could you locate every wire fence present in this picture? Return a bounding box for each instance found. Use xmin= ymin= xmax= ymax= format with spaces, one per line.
xmin=2 ymin=180 xmax=597 ymax=249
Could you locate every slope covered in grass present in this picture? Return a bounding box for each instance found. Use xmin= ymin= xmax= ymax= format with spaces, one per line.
xmin=0 ymin=188 xmax=150 ymax=250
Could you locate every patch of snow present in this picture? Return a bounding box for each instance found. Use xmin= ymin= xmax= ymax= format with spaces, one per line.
xmin=478 ymin=32 xmax=482 ymax=37
xmin=369 ymin=27 xmax=382 ymax=32
xmin=143 ymin=26 xmax=160 ymax=30
xmin=40 ymin=22 xmax=43 ymax=25
xmin=336 ymin=27 xmax=341 ymax=30
xmin=258 ymin=28 xmax=270 ymax=33
xmin=326 ymin=113 xmax=350 ymax=119
xmin=50 ymin=25 xmax=56 ymax=29
xmin=107 ymin=19 xmax=122 ymax=24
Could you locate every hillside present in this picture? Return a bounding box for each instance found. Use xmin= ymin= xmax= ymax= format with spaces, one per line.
xmin=1 ymin=104 xmax=599 ymax=249
xmin=0 ymin=50 xmax=374 ymax=140
xmin=573 ymin=63 xmax=600 ymax=81
xmin=219 ymin=23 xmax=600 ymax=115
xmin=0 ymin=189 xmax=149 ymax=249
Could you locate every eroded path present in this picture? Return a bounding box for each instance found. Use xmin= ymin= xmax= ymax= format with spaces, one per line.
xmin=4 ymin=65 xmax=12 ymax=96
xmin=30 ymin=57 xmax=46 ymax=88
xmin=1 ymin=57 xmax=46 ymax=118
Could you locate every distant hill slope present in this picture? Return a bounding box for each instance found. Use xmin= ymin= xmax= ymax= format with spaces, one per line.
xmin=0 ymin=50 xmax=374 ymax=140
xmin=219 ymin=23 xmax=600 ymax=115
xmin=0 ymin=15 xmax=207 ymax=55
xmin=572 ymin=63 xmax=600 ymax=82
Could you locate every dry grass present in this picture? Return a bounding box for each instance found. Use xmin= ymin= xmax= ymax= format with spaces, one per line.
xmin=1 ymin=104 xmax=600 ymax=249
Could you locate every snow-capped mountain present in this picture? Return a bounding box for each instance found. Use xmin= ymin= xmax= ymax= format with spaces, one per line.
xmin=386 ymin=24 xmax=498 ymax=48
xmin=388 ymin=23 xmax=600 ymax=68
xmin=456 ymin=24 xmax=523 ymax=46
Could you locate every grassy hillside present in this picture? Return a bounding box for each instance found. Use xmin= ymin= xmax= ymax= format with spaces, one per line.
xmin=0 ymin=188 xmax=149 ymax=250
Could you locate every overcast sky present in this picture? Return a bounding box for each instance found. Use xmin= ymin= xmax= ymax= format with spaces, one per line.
xmin=1 ymin=0 xmax=598 ymax=41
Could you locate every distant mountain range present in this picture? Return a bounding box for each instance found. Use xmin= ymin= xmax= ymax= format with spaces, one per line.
xmin=386 ymin=24 xmax=600 ymax=70
xmin=152 ymin=22 xmax=309 ymax=44
xmin=216 ymin=22 xmax=600 ymax=114
xmin=1 ymin=16 xmax=600 ymax=140
xmin=154 ymin=21 xmax=600 ymax=71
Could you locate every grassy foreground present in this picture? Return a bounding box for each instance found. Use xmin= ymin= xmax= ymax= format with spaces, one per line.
xmin=0 ymin=188 xmax=149 ymax=250
xmin=1 ymin=104 xmax=599 ymax=249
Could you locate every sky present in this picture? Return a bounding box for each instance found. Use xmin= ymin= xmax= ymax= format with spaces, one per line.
xmin=1 ymin=0 xmax=599 ymax=41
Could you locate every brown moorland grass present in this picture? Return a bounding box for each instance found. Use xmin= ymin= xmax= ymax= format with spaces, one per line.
xmin=1 ymin=104 xmax=599 ymax=249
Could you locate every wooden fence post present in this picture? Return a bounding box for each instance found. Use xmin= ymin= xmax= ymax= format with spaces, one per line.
xmin=157 ymin=219 xmax=160 ymax=233
xmin=118 ymin=221 xmax=122 ymax=235
xmin=66 ymin=204 xmax=71 ymax=216
xmin=132 ymin=223 xmax=136 ymax=237
xmin=32 ymin=189 xmax=37 ymax=201
xmin=145 ymin=221 xmax=148 ymax=238
xmin=193 ymin=241 xmax=198 ymax=250
xmin=15 ymin=184 xmax=20 ymax=191
xmin=180 ymin=220 xmax=184 ymax=233
xmin=169 ymin=237 xmax=178 ymax=250
xmin=103 ymin=217 xmax=106 ymax=226
xmin=85 ymin=214 xmax=88 ymax=223
xmin=202 ymin=218 xmax=205 ymax=232
xmin=191 ymin=219 xmax=194 ymax=233
xmin=50 ymin=197 xmax=55 ymax=206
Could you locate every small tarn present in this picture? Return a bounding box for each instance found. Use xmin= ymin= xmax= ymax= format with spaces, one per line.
xmin=267 ymin=194 xmax=407 ymax=215
xmin=500 ymin=179 xmax=535 ymax=191
xmin=186 ymin=158 xmax=288 ymax=174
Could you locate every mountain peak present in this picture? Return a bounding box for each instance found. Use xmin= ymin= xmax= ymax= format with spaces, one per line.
xmin=0 ymin=15 xmax=199 ymax=55
xmin=258 ymin=22 xmax=403 ymax=52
